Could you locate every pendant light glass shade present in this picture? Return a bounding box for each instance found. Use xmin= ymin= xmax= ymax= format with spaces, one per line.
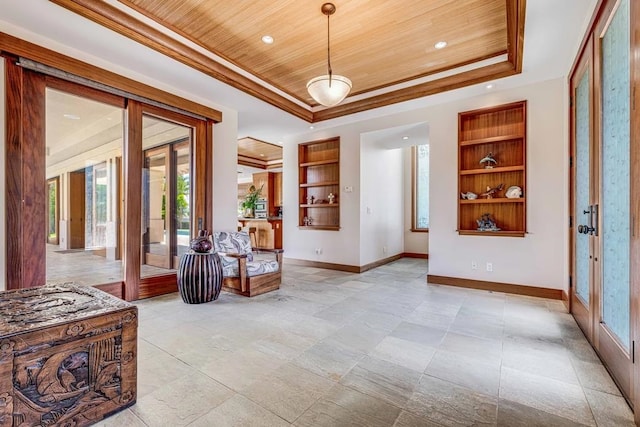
xmin=307 ymin=3 xmax=351 ymax=107
xmin=307 ymin=74 xmax=352 ymax=107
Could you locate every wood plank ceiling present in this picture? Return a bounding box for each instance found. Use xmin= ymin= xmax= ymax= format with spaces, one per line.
xmin=49 ymin=0 xmax=525 ymax=122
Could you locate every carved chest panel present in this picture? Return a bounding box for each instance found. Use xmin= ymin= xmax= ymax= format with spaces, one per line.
xmin=0 ymin=283 xmax=137 ymax=427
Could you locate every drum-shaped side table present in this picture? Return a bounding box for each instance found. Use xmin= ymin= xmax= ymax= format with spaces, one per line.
xmin=177 ymin=252 xmax=223 ymax=304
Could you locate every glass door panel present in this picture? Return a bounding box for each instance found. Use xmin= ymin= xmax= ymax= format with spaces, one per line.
xmin=600 ymin=0 xmax=630 ymax=350
xmin=142 ymin=148 xmax=170 ymax=271
xmin=141 ymin=115 xmax=192 ymax=278
xmin=47 ymin=177 xmax=59 ymax=245
xmin=45 ymin=88 xmax=124 ymax=286
xmin=574 ymin=69 xmax=591 ymax=306
xmin=174 ymin=142 xmax=191 ymax=266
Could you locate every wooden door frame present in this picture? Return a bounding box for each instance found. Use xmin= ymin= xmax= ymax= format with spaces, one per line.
xmin=569 ymin=34 xmax=595 ymax=341
xmin=569 ymin=0 xmax=638 ymax=410
xmin=5 ymin=58 xmax=215 ymax=302
xmin=128 ymin=102 xmax=213 ymax=301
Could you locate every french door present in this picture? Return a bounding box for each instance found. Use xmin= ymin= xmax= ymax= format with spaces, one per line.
xmin=570 ymin=0 xmax=634 ymax=404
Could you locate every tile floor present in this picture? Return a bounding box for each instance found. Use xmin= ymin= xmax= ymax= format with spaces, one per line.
xmin=97 ymin=258 xmax=634 ymax=426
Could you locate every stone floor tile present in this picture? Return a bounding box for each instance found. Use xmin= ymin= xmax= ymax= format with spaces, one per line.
xmin=390 ymin=321 xmax=447 ymax=347
xmin=572 ymin=359 xmax=622 ymax=396
xmin=293 ymin=384 xmax=401 ymax=427
xmin=497 ymin=399 xmax=591 ymax=427
xmin=339 ymin=355 xmax=422 ymax=407
xmin=293 ymin=338 xmax=365 ymax=381
xmin=425 ymin=349 xmax=501 ymax=396
xmin=370 ymin=336 xmax=436 ymax=372
xmin=188 ymin=394 xmax=290 ymax=427
xmin=240 ymin=363 xmax=334 ymax=422
xmin=583 ymin=388 xmax=635 ymax=427
xmin=404 ymin=375 xmax=498 ymax=426
xmin=499 ymin=367 xmax=596 ymax=426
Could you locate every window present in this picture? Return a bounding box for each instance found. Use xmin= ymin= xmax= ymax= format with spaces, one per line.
xmin=412 ymin=144 xmax=429 ymax=231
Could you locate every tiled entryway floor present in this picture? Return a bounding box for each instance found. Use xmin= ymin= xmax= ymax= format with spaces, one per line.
xmin=98 ymin=258 xmax=634 ymax=426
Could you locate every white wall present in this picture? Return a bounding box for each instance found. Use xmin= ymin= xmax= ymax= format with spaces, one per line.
xmin=0 ymin=58 xmax=5 ymax=291
xmin=403 ymin=148 xmax=429 ymax=255
xmin=427 ymin=79 xmax=568 ymax=289
xmin=359 ymin=139 xmax=404 ymax=265
xmin=282 ymin=130 xmax=361 ymax=266
xmin=284 ymin=78 xmax=568 ymax=289
xmin=212 ymin=109 xmax=239 ymax=232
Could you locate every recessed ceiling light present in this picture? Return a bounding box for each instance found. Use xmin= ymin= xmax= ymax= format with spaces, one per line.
xmin=260 ymin=153 xmax=265 ymax=157
xmin=63 ymin=114 xmax=80 ymax=120
xmin=486 ymin=84 xmax=494 ymax=89
xmin=434 ymin=41 xmax=447 ymax=49
xmin=261 ymin=35 xmax=274 ymax=44
xmin=402 ymin=136 xmax=409 ymax=140
xmin=277 ymin=141 xmax=283 ymax=145
xmin=309 ymin=126 xmax=315 ymax=130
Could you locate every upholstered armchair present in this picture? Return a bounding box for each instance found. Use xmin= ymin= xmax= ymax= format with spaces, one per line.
xmin=211 ymin=231 xmax=283 ymax=297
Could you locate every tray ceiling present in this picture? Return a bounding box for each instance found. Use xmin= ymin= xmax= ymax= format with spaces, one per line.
xmin=49 ymin=0 xmax=525 ymax=122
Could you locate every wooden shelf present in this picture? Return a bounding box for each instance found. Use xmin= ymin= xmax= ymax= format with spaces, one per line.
xmin=300 ymin=181 xmax=339 ymax=188
xmin=460 ymin=198 xmax=525 ymax=204
xmin=458 ymin=101 xmax=527 ymax=236
xmin=299 ymin=138 xmax=340 ymax=229
xmin=459 ymin=165 xmax=524 ymax=175
xmin=460 ymin=134 xmax=524 ymax=146
xmin=458 ymin=230 xmax=526 ymax=237
xmin=299 ymin=159 xmax=339 ymax=167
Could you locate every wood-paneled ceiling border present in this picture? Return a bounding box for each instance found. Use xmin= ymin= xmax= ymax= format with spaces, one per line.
xmin=47 ymin=0 xmax=526 ymax=123
xmin=48 ymin=0 xmax=311 ymax=122
xmin=0 ymin=32 xmax=222 ymax=122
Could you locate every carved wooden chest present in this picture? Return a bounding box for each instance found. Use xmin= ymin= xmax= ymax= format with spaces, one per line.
xmin=0 ymin=283 xmax=137 ymax=427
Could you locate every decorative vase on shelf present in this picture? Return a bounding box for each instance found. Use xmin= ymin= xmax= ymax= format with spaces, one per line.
xmin=190 ymin=229 xmax=212 ymax=253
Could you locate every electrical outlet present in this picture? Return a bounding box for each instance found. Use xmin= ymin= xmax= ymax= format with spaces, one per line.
xmin=486 ymin=262 xmax=493 ymax=272
xmin=471 ymin=261 xmax=477 ymax=270
xmin=315 ymin=248 xmax=323 ymax=255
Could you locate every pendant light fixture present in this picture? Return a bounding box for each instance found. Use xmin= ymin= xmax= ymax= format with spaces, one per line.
xmin=306 ymin=3 xmax=352 ymax=107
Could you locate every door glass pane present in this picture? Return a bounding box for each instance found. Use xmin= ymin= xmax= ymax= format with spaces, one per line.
xmin=575 ymin=69 xmax=590 ymax=304
xmin=45 ymin=89 xmax=124 ymax=286
xmin=175 ymin=144 xmax=191 ymax=261
xmin=142 ymin=150 xmax=169 ymax=272
xmin=141 ymin=115 xmax=192 ymax=277
xmin=601 ymin=0 xmax=630 ymax=349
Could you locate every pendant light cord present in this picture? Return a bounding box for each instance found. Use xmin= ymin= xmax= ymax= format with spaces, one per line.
xmin=327 ymin=12 xmax=333 ymax=87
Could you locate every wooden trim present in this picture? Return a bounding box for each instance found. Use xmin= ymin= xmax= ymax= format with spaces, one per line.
xmin=5 ymin=58 xmax=23 ymax=290
xmin=138 ymin=274 xmax=178 ymax=299
xmin=46 ymin=0 xmax=308 ymax=122
xmin=45 ymin=0 xmax=524 ymax=122
xmin=123 ymin=100 xmax=143 ymax=301
xmin=94 ymin=282 xmax=124 ymax=299
xmin=285 ymin=253 xmax=416 ymax=273
xmin=0 ymin=31 xmax=222 ymax=121
xmin=45 ymin=76 xmax=126 ymax=108
xmin=401 ymin=252 xmax=429 ymax=259
xmin=562 ymin=290 xmax=570 ymax=312
xmin=568 ymin=0 xmax=607 ymax=79
xmin=426 ymin=275 xmax=563 ymax=300
xmin=409 ymin=228 xmax=429 ymax=233
xmin=284 ymin=258 xmax=360 ymax=273
xmin=312 ymin=61 xmax=518 ymax=122
xmin=360 ymin=254 xmax=404 ymax=273
xmin=505 ymin=0 xmax=526 ymax=73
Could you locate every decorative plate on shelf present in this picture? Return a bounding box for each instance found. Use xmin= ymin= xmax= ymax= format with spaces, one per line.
xmin=505 ymin=186 xmax=522 ymax=198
